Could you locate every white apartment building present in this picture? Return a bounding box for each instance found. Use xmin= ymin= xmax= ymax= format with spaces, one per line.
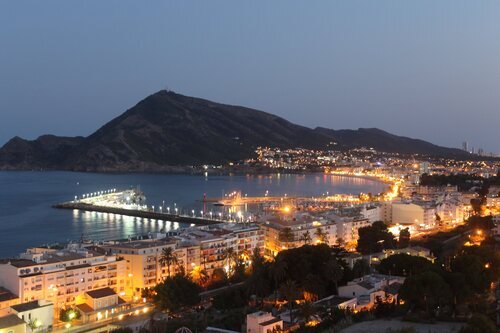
xmin=335 ymin=218 xmax=372 ymax=246
xmin=178 ymin=223 xmax=264 ymax=274
xmin=100 ymin=237 xmax=177 ymax=294
xmin=260 ymin=213 xmax=337 ymax=257
xmin=391 ymin=202 xmax=436 ymax=228
xmin=0 ymin=246 xmax=127 ymax=320
xmin=360 ymin=205 xmax=382 ymax=223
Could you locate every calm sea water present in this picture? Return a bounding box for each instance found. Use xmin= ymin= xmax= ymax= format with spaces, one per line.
xmin=0 ymin=171 xmax=386 ymax=257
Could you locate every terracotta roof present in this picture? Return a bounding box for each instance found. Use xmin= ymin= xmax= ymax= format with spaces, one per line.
xmin=86 ymin=287 xmax=116 ymax=299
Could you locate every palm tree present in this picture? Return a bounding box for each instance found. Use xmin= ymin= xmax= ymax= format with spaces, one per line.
xmin=300 ymin=231 xmax=312 ymax=245
xmin=245 ymin=247 xmax=270 ymax=306
xmin=323 ymin=258 xmax=343 ymax=293
xmin=279 ymin=280 xmax=300 ymax=324
xmin=270 ymin=256 xmax=288 ymax=303
xmin=279 ymin=227 xmax=295 ymax=248
xmin=315 ymin=227 xmax=328 ymax=244
xmin=159 ymin=247 xmax=178 ymax=278
xmin=222 ymin=247 xmax=238 ymax=275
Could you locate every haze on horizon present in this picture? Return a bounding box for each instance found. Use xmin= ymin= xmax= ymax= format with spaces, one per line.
xmin=1 ymin=1 xmax=499 ymax=153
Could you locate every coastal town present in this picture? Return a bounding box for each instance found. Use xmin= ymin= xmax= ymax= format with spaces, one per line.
xmin=0 ymin=148 xmax=499 ymax=333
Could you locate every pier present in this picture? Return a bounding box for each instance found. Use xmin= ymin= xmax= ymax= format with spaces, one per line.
xmin=53 ymin=189 xmax=223 ymax=225
xmin=53 ymin=202 xmax=222 ymax=225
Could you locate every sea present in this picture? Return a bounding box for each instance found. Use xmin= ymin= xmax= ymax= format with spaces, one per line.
xmin=0 ymin=171 xmax=386 ymax=257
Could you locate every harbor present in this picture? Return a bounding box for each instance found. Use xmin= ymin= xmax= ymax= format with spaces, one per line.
xmin=53 ymin=189 xmax=223 ymax=226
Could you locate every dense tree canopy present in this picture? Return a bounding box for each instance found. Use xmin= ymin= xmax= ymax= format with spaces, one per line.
xmin=399 ymin=271 xmax=452 ymax=314
xmin=356 ymin=221 xmax=396 ymax=254
xmin=154 ymin=274 xmax=201 ymax=313
xmin=377 ymin=254 xmax=433 ymax=277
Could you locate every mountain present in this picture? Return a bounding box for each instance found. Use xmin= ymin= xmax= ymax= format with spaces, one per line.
xmin=0 ymin=135 xmax=84 ymax=170
xmin=0 ymin=90 xmax=473 ymax=171
xmin=314 ymin=127 xmax=470 ymax=158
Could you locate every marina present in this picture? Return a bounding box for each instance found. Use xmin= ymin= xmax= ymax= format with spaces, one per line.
xmin=0 ymin=171 xmax=387 ymax=257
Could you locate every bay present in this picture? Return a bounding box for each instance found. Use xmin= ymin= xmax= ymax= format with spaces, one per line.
xmin=0 ymin=171 xmax=386 ymax=257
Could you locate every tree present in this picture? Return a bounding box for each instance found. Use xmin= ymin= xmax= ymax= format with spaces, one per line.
xmin=296 ymin=301 xmax=317 ymax=324
xmin=356 ymin=221 xmax=396 ymax=254
xmin=154 ymin=274 xmax=201 ymax=313
xmin=459 ymin=314 xmax=498 ymax=333
xmin=323 ymin=258 xmax=343 ymax=293
xmin=398 ymin=228 xmax=410 ymax=248
xmin=302 ymin=273 xmax=325 ymax=300
xmin=315 ymin=227 xmax=328 ymax=244
xmin=467 ymin=215 xmax=494 ymax=231
xmin=27 ymin=319 xmax=42 ymax=333
xmin=231 ymin=256 xmax=247 ymax=283
xmin=209 ymin=268 xmax=228 ymax=289
xmin=191 ymin=266 xmax=209 ymax=286
xmin=59 ymin=308 xmax=80 ymax=322
xmin=351 ymin=259 xmax=371 ymax=278
xmin=335 ymin=237 xmax=345 ymax=248
xmin=222 ymin=247 xmax=238 ymax=275
xmin=378 ymin=254 xmax=432 ymax=277
xmin=279 ymin=280 xmax=300 ymax=324
xmin=270 ymin=256 xmax=288 ymax=301
xmin=279 ymin=227 xmax=295 ymax=247
xmin=300 ymin=231 xmax=312 ymax=245
xmin=159 ymin=247 xmax=178 ymax=278
xmin=451 ymin=254 xmax=492 ymax=293
xmin=245 ymin=248 xmax=271 ymax=304
xmin=399 ymin=271 xmax=452 ymax=316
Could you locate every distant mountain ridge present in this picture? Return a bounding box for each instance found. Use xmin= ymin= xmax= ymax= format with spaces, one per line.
xmin=0 ymin=90 xmax=473 ymax=171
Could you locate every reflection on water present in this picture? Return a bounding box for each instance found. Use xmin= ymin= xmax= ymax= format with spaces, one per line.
xmin=72 ymin=210 xmax=180 ymax=241
xmin=0 ymin=171 xmax=386 ymax=257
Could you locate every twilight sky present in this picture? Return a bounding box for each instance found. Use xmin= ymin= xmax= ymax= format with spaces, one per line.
xmin=1 ymin=1 xmax=499 ymax=153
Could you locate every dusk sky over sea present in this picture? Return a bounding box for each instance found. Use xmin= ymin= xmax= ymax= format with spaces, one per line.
xmin=1 ymin=1 xmax=499 ymax=152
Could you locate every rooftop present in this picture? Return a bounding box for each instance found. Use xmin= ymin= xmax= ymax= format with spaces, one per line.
xmin=0 ymin=314 xmax=25 ymax=329
xmin=259 ymin=317 xmax=282 ymax=326
xmin=0 ymin=287 xmax=18 ymax=302
xmin=103 ymin=238 xmax=176 ymax=250
xmin=11 ymin=300 xmax=52 ymax=313
xmin=86 ymin=287 xmax=116 ymax=299
xmin=0 ymin=259 xmax=36 ymax=268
